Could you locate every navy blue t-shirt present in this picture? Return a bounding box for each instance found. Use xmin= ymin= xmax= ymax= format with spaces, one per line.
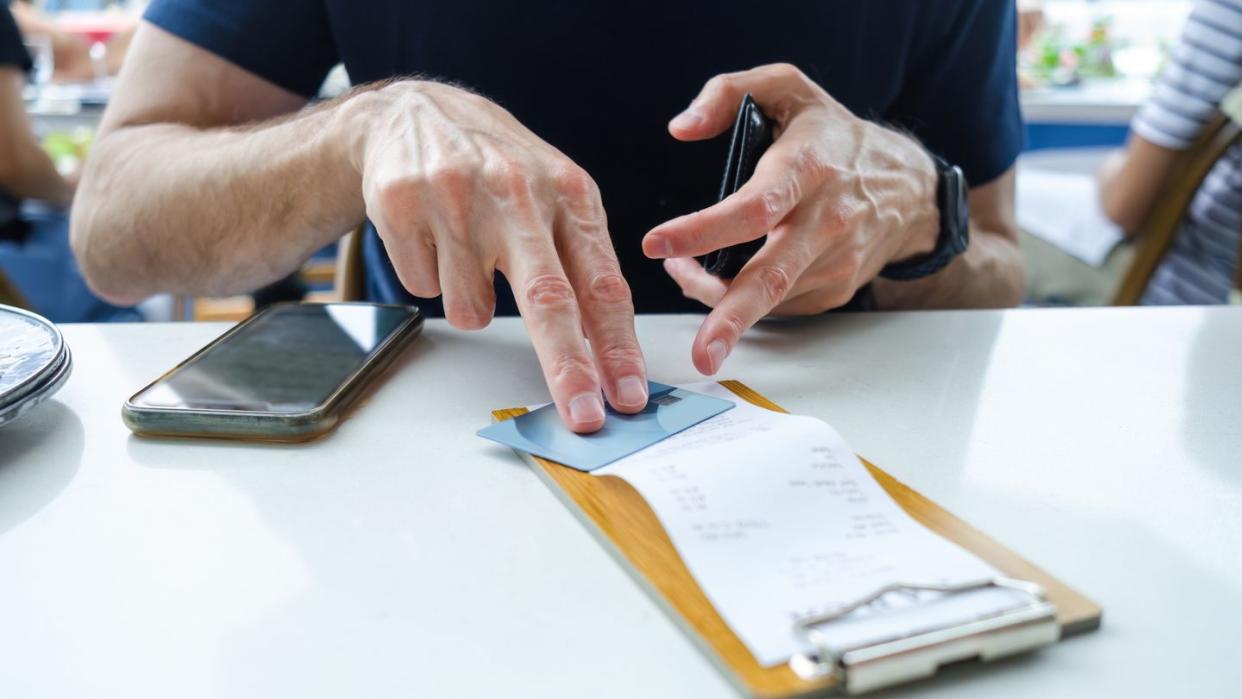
xmin=0 ymin=7 xmax=30 ymax=72
xmin=0 ymin=6 xmax=32 ymax=235
xmin=145 ymin=0 xmax=1021 ymax=315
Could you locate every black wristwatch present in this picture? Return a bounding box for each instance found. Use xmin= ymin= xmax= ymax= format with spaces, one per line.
xmin=879 ymin=154 xmax=969 ymax=281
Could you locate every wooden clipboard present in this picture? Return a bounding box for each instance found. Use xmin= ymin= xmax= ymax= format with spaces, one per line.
xmin=492 ymin=380 xmax=1101 ymax=697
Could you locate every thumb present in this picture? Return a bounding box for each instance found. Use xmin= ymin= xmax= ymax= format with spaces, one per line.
xmin=670 ymin=64 xmax=820 ymax=142
xmin=668 ymin=77 xmax=748 ymax=142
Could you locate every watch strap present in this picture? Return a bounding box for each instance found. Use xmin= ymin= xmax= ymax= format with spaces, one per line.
xmin=878 ymin=155 xmax=969 ymax=281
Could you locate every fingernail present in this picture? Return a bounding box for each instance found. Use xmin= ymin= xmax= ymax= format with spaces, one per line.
xmin=645 ymin=235 xmax=673 ymax=259
xmin=616 ymin=375 xmax=648 ymax=408
xmin=670 ymin=109 xmax=703 ymax=130
xmin=707 ymin=340 xmax=729 ymax=374
xmin=569 ymin=392 xmax=606 ymax=425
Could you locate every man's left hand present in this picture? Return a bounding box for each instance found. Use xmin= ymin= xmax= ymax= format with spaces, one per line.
xmin=643 ymin=63 xmax=942 ymax=376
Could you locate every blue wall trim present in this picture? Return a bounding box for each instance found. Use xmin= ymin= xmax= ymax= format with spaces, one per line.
xmin=1023 ymin=122 xmax=1130 ymax=151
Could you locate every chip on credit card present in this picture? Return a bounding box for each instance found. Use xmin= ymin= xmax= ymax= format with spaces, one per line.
xmin=478 ymin=381 xmax=735 ymax=472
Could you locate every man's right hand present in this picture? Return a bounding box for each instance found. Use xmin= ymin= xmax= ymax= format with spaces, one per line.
xmin=345 ymin=80 xmax=649 ymax=432
xmin=74 ymin=27 xmax=646 ymax=433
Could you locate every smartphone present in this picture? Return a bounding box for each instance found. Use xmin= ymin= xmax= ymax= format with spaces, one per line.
xmin=123 ymin=302 xmax=423 ymax=441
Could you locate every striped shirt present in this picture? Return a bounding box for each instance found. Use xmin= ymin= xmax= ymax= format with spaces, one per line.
xmin=1132 ymin=0 xmax=1242 ymax=305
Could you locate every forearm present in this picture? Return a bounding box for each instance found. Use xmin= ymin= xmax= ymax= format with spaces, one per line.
xmin=1096 ymin=137 xmax=1178 ymax=236
xmin=0 ymin=71 xmax=71 ymax=206
xmin=870 ymin=227 xmax=1025 ymax=309
xmin=0 ymin=135 xmax=71 ymax=207
xmin=71 ymin=98 xmax=365 ymax=304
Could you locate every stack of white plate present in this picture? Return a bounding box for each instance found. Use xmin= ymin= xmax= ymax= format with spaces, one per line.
xmin=0 ymin=305 xmax=73 ymax=428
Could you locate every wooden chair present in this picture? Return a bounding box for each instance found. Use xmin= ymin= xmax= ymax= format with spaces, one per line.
xmin=1112 ymin=111 xmax=1242 ymax=305
xmin=176 ymin=226 xmax=367 ymax=320
xmin=334 ymin=224 xmax=367 ymax=302
xmin=1233 ymin=248 xmax=1242 ymax=306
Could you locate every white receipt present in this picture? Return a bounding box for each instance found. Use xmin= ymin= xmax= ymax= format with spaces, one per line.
xmin=596 ymin=383 xmax=1032 ymax=667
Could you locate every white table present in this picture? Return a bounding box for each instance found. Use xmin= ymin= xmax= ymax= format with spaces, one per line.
xmin=3 ymin=309 xmax=1240 ymax=697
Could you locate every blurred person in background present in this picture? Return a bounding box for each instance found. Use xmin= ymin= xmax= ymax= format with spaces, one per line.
xmin=9 ymin=1 xmax=135 ymax=82
xmin=1098 ymin=0 xmax=1241 ymax=304
xmin=0 ymin=4 xmax=134 ymax=320
xmin=0 ymin=6 xmax=69 ymax=215
xmin=1017 ymin=1 xmax=1046 ymax=51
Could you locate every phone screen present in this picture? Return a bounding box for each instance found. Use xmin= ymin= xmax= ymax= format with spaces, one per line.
xmin=130 ymin=304 xmax=420 ymax=413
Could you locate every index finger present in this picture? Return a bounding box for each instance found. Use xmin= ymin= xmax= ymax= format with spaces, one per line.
xmin=689 ymin=231 xmax=817 ymax=375
xmin=642 ymin=139 xmax=821 ymax=260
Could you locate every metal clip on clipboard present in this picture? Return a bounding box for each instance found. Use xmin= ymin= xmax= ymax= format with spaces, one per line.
xmin=788 ymin=577 xmax=1059 ymax=695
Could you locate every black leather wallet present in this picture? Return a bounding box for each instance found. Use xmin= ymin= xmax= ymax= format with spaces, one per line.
xmin=698 ymin=93 xmax=774 ymax=278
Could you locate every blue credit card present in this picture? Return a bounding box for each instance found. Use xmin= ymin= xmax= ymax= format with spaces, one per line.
xmin=478 ymin=381 xmax=735 ymax=472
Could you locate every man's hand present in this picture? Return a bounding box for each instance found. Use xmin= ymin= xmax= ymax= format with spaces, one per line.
xmin=74 ymin=24 xmax=645 ymax=435
xmin=642 ymin=64 xmax=941 ymax=376
xmin=348 ymin=81 xmax=648 ymax=432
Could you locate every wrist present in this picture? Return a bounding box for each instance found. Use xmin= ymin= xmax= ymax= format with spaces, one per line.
xmin=888 ymin=135 xmax=940 ymax=263
xmin=330 ymin=81 xmax=436 ymax=212
xmin=334 ymin=84 xmax=398 ymax=177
